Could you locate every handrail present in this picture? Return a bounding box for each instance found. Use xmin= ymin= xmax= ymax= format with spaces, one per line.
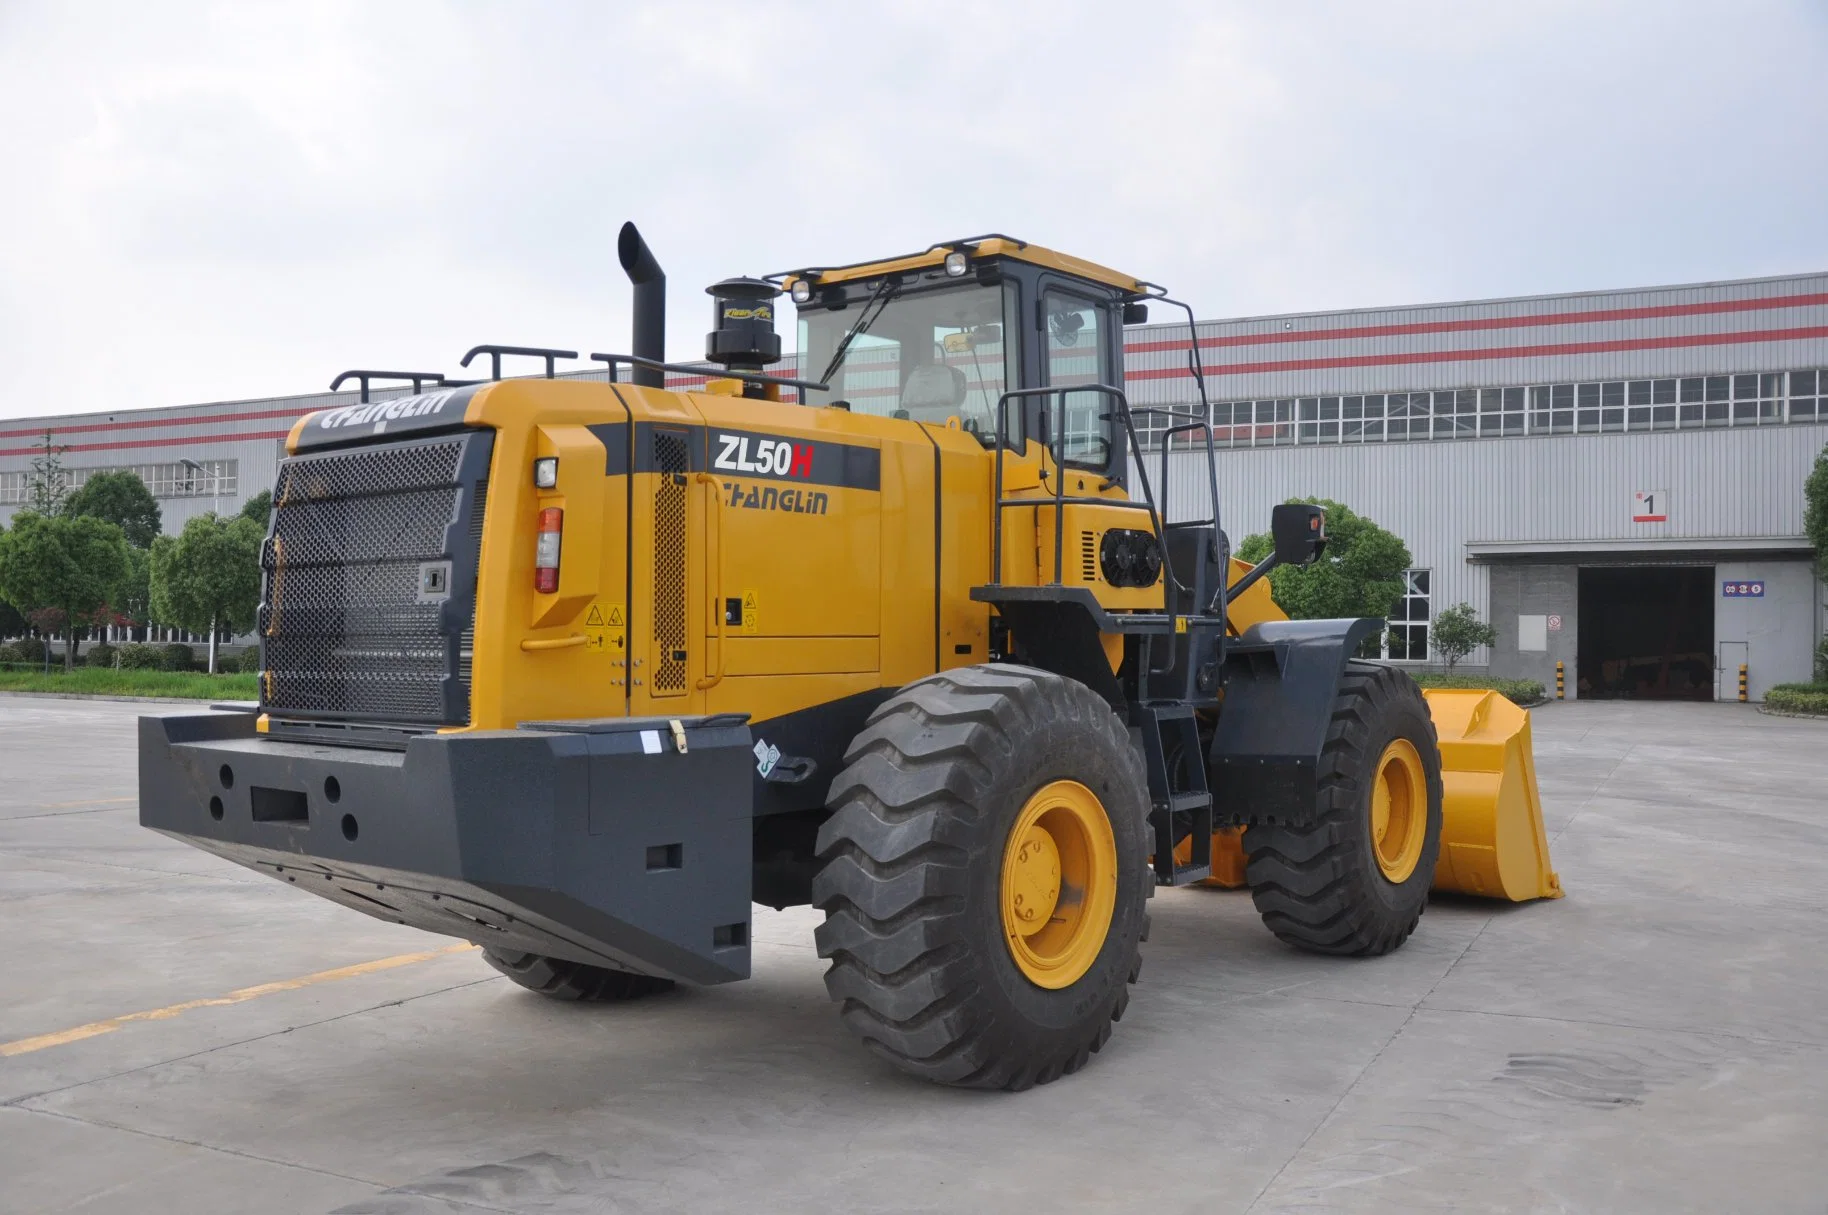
xmin=327 ymin=370 xmax=446 ymax=402
xmin=520 ymin=635 xmax=586 ymax=652
xmin=987 ymin=384 xmax=1182 ymax=596
xmin=459 ymin=345 xmax=579 ymax=381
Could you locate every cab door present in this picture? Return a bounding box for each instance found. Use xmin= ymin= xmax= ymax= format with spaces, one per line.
xmin=1034 ymin=278 xmax=1123 ymax=483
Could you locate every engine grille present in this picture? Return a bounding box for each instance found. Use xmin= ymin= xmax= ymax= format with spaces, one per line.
xmin=260 ymin=432 xmax=492 ymax=725
xmin=652 ymin=429 xmax=689 ymax=695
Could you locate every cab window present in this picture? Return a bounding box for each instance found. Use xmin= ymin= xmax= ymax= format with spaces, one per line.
xmin=798 ymin=280 xmax=1017 ymax=445
xmin=1042 ymin=290 xmax=1114 ymax=469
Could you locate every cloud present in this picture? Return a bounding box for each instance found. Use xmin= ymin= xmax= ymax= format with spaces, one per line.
xmin=0 ymin=0 xmax=1823 ymax=419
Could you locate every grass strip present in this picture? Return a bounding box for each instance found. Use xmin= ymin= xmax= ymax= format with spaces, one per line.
xmin=0 ymin=666 xmax=259 ymax=699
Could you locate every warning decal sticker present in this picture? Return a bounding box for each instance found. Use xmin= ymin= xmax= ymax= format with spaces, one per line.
xmin=582 ymin=602 xmax=627 ymax=656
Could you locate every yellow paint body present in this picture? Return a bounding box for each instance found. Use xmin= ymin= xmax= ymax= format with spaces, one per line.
xmin=311 ymin=377 xmax=1168 ymax=737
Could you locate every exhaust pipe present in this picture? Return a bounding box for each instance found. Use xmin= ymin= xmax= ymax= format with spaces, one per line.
xmin=618 ymin=222 xmax=665 ymax=388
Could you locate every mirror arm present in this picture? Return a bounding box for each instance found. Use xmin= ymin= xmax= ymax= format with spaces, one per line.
xmin=1224 ymin=553 xmax=1280 ymax=605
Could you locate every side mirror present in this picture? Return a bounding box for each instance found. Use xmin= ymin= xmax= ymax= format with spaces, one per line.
xmin=1122 ymin=301 xmax=1149 ymax=325
xmin=1270 ymin=503 xmax=1327 ymax=567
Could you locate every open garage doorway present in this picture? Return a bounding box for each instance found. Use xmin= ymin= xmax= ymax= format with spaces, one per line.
xmin=1577 ymin=566 xmax=1716 ymax=700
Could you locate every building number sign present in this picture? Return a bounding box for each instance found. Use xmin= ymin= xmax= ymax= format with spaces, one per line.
xmin=1722 ymin=581 xmax=1765 ymax=598
xmin=1631 ymin=490 xmax=1667 ymax=523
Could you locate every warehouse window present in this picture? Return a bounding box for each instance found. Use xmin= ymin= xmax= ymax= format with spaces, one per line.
xmin=75 ymin=461 xmax=239 ymax=500
xmin=0 ymin=461 xmax=239 ymax=504
xmin=1139 ymin=363 xmax=1826 ymax=451
xmin=1792 ymin=370 xmax=1821 ymax=420
xmin=1383 ymin=570 xmax=1430 ymax=661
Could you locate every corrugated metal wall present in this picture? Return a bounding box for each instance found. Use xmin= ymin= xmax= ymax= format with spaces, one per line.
xmin=1124 ymin=272 xmax=1828 ymax=403
xmin=1160 ymin=422 xmax=1828 ymax=665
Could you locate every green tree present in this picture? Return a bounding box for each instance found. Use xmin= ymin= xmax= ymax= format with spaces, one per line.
xmin=25 ymin=432 xmax=70 ymax=515
xmin=116 ymin=545 xmax=153 ymax=627
xmin=0 ymin=520 xmax=21 ymax=639
xmin=238 ymin=489 xmax=273 ymax=527
xmin=66 ymin=470 xmax=162 ymax=548
xmin=0 ymin=512 xmax=132 ymax=671
xmin=1236 ymin=498 xmax=1413 ymax=623
xmin=1806 ymin=442 xmax=1828 ymax=580
xmin=1430 ymin=602 xmax=1498 ymax=671
xmin=149 ymin=513 xmax=262 ymax=673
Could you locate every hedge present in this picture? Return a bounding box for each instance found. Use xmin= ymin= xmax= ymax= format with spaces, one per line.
xmin=0 ymin=638 xmax=47 ymax=665
xmin=118 ymin=643 xmax=165 ymax=670
xmin=1409 ymin=672 xmax=1547 ymax=706
xmin=1766 ymin=683 xmax=1828 ymax=716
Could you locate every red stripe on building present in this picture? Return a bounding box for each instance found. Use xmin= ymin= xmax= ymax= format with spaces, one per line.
xmin=1123 ymin=291 xmax=1828 ymax=355
xmin=0 ymin=430 xmax=296 ymax=460
xmin=0 ymin=404 xmax=317 ymax=443
xmin=1124 ymin=324 xmax=1828 ymax=382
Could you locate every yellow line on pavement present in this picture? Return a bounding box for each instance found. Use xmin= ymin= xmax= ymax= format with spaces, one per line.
xmin=0 ymin=943 xmax=479 ymax=1058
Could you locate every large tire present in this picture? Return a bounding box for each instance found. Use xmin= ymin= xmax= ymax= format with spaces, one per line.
xmin=812 ymin=665 xmax=1152 ymax=1091
xmin=1243 ymin=661 xmax=1444 ymax=956
xmin=482 ymin=949 xmax=675 ymax=1001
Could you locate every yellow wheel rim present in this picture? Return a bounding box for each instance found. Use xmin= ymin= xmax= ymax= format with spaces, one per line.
xmin=1370 ymin=738 xmax=1427 ymax=883
xmin=1000 ymin=780 xmax=1117 ymax=989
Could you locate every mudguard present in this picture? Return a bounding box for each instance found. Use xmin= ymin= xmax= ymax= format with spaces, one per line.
xmin=1208 ymin=617 xmax=1383 ymax=825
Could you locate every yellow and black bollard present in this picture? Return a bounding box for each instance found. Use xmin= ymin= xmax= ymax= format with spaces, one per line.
xmin=1555 ymin=660 xmax=1565 ymax=700
xmin=1738 ymin=663 xmax=1748 ymax=703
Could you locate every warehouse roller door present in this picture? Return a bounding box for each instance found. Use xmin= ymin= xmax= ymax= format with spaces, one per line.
xmin=1576 ymin=566 xmax=1715 ymax=700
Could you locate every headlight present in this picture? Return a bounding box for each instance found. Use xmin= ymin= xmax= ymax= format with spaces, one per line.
xmin=943 ymin=251 xmax=969 ymax=277
xmin=533 ymin=457 xmax=558 ymax=488
xmin=790 ymin=279 xmax=813 ymax=304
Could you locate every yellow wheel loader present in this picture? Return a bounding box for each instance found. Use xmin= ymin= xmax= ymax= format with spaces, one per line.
xmin=140 ymin=226 xmax=1558 ymax=1091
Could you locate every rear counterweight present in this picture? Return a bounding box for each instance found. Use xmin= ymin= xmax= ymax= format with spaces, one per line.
xmin=140 ymin=710 xmax=756 ymax=985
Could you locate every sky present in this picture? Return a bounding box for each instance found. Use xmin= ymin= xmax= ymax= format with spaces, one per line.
xmin=1 ymin=0 xmax=1825 ymax=421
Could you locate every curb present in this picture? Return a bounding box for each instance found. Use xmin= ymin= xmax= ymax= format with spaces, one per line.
xmin=0 ymin=690 xmax=236 ymax=706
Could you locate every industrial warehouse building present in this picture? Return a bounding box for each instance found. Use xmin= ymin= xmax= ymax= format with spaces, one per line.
xmin=3 ymin=270 xmax=1824 ymax=698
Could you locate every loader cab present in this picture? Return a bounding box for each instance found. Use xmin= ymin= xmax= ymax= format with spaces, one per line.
xmin=784 ymin=237 xmax=1142 ymax=489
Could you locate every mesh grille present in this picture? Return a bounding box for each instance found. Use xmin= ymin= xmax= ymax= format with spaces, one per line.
xmin=652 ymin=430 xmax=688 ymax=694
xmin=261 ymin=436 xmax=483 ymax=724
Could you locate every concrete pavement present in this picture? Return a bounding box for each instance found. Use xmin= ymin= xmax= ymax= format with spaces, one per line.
xmin=1 ymin=695 xmax=1825 ymax=1213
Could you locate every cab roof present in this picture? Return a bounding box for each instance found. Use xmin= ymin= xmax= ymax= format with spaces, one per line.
xmin=776 ymin=234 xmax=1146 ymax=297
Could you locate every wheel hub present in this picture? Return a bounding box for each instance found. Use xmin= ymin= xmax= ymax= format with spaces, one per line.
xmin=1000 ymin=780 xmax=1118 ymax=989
xmin=1370 ymin=738 xmax=1427 ymax=882
xmin=1007 ymin=824 xmax=1062 ymax=925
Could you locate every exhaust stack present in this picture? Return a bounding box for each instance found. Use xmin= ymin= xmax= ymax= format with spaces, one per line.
xmin=618 ymin=222 xmax=666 ymax=388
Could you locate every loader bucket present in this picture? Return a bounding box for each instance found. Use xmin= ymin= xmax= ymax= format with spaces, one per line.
xmin=1421 ymin=689 xmax=1563 ymax=901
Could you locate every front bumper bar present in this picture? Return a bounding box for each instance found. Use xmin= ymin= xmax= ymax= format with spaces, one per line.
xmin=139 ymin=710 xmax=756 ymax=985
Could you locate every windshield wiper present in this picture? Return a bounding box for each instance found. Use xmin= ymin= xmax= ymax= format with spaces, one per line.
xmin=817 ymin=276 xmax=902 ymax=389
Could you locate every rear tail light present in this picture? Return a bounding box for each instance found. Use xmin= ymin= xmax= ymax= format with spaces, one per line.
xmin=535 ymin=507 xmax=563 ymax=593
